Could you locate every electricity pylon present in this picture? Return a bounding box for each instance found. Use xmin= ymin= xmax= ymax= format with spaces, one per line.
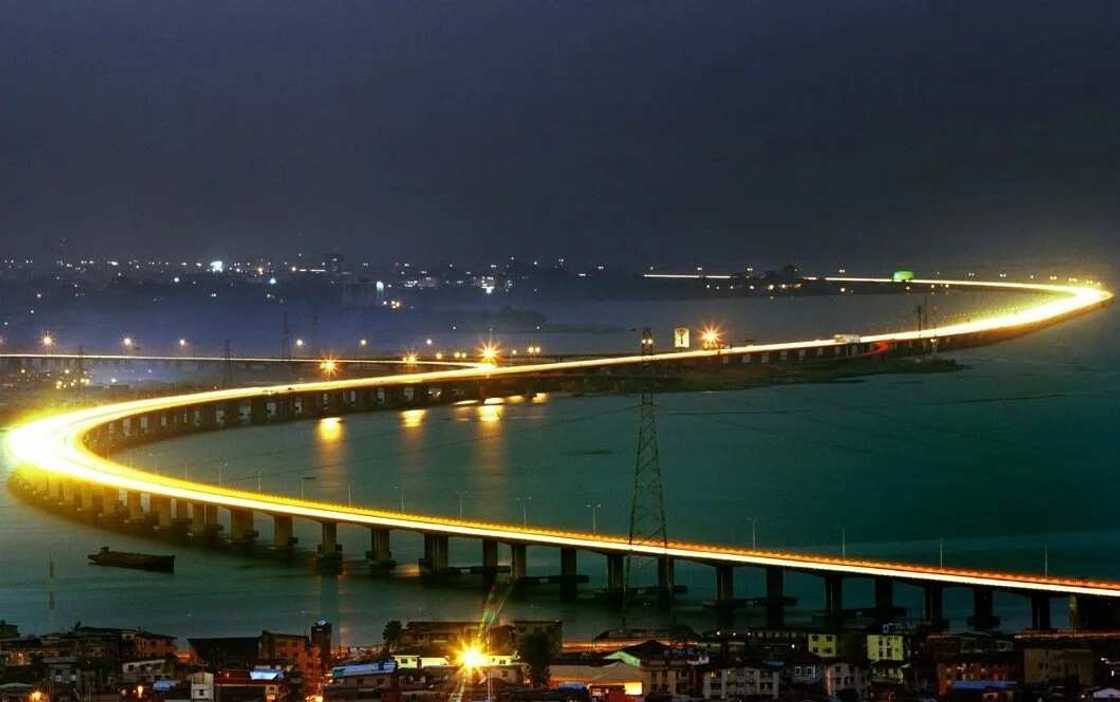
xmin=624 ymin=327 xmax=670 ymax=614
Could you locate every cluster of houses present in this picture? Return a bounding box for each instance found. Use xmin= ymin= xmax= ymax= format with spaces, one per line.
xmin=6 ymin=618 xmax=1120 ymax=702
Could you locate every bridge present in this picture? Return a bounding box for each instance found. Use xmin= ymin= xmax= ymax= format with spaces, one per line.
xmin=5 ymin=276 xmax=1116 ymax=631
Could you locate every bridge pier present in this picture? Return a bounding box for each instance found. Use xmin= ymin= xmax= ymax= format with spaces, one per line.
xmin=480 ymin=539 xmax=499 ymax=587
xmin=250 ymin=397 xmax=267 ymax=424
xmin=605 ymin=554 xmax=625 ymax=599
xmin=100 ymin=487 xmax=121 ymax=521
xmin=422 ymin=534 xmax=450 ymax=577
xmin=874 ymin=577 xmax=895 ymax=623
xmin=715 ymin=565 xmax=735 ymax=607
xmin=1031 ymin=594 xmax=1052 ymax=630
xmin=150 ymin=495 xmax=173 ymax=531
xmin=126 ymin=491 xmax=144 ymax=523
xmin=560 ymin=547 xmax=579 ymax=599
xmin=766 ymin=567 xmax=785 ymax=627
xmin=924 ymin=584 xmax=946 ymax=630
xmin=271 ymin=515 xmax=297 ymax=552
xmin=229 ymin=508 xmax=257 ymax=546
xmin=77 ymin=484 xmax=100 ymax=519
xmin=510 ymin=543 xmax=528 ymax=582
xmin=824 ymin=574 xmax=844 ymax=625
xmin=366 ymin=528 xmax=395 ymax=571
xmin=317 ymin=521 xmax=342 ymax=571
xmin=199 ymin=404 xmax=218 ymax=431
xmin=222 ymin=401 xmax=242 ymax=427
xmin=969 ymin=587 xmax=1000 ymax=630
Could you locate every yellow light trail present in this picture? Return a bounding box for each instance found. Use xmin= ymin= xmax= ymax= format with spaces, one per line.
xmin=5 ymin=278 xmax=1116 ymax=597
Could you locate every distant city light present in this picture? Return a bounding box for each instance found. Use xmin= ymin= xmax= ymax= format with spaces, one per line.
xmin=295 ymin=339 xmax=304 ymax=347
xmin=178 ymin=338 xmax=188 ymax=347
xmin=122 ymin=337 xmax=133 ymax=348
xmin=359 ymin=339 xmax=367 ymax=347
xmin=41 ymin=334 xmax=53 ymax=347
xmin=209 ymin=260 xmax=224 ymax=273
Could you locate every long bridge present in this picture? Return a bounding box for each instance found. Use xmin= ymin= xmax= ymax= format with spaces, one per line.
xmin=5 ymin=276 xmax=1116 ymax=631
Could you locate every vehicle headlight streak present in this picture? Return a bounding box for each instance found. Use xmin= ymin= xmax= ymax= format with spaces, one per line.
xmin=6 ymin=278 xmax=1117 ymax=597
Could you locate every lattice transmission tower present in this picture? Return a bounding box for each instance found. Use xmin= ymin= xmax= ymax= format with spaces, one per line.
xmin=624 ymin=327 xmax=670 ymax=609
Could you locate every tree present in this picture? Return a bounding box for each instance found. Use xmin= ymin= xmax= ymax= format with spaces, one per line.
xmin=381 ymin=620 xmax=403 ymax=654
xmin=518 ymin=630 xmax=552 ymax=688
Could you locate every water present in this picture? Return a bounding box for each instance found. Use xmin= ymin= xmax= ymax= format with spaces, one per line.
xmin=2 ymin=290 xmax=1117 ymax=644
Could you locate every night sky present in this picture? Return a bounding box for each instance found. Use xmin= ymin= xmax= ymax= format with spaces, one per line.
xmin=2 ymin=1 xmax=1118 ymax=269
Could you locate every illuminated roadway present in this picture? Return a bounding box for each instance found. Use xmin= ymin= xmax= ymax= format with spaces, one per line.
xmin=6 ymin=277 xmax=1118 ymax=599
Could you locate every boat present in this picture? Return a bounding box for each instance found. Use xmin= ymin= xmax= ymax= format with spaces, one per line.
xmin=88 ymin=547 xmax=175 ymax=572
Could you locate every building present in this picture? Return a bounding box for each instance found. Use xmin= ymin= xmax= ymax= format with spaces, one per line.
xmin=700 ymin=661 xmax=781 ymax=700
xmin=1022 ymin=645 xmax=1095 ymax=687
xmin=807 ymin=633 xmax=837 ymax=659
xmin=867 ymin=634 xmax=908 ymax=663
xmin=822 ymin=661 xmax=868 ymax=698
xmin=549 ymin=659 xmax=646 ymax=698
xmin=605 ymin=641 xmax=705 ymax=698
xmin=121 ymin=658 xmax=177 ymax=685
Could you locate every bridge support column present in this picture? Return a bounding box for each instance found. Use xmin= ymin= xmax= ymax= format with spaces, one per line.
xmin=229 ymin=509 xmax=257 ymax=545
xmin=824 ymin=574 xmax=844 ymax=625
xmin=250 ymin=397 xmax=267 ymax=424
xmin=481 ymin=539 xmax=499 ymax=587
xmin=766 ymin=567 xmax=786 ymax=627
xmin=715 ymin=565 xmax=735 ymax=606
xmin=510 ymin=543 xmax=527 ymax=582
xmin=126 ymin=491 xmax=144 ymax=522
xmin=422 ymin=534 xmax=449 ymax=576
xmin=658 ymin=557 xmax=675 ymax=600
xmin=150 ymin=495 xmax=173 ymax=530
xmin=560 ymin=547 xmax=579 ymax=600
xmin=174 ymin=499 xmax=191 ymax=522
xmin=1031 ymin=594 xmax=1052 ymax=631
xmin=78 ymin=484 xmax=99 ymax=518
xmin=222 ymin=401 xmax=241 ymax=427
xmin=199 ymin=404 xmax=218 ymax=430
xmin=874 ymin=577 xmax=895 ymax=623
xmin=317 ymin=521 xmax=342 ymax=571
xmin=366 ymin=528 xmax=394 ymax=570
xmin=606 ymin=554 xmax=625 ymax=598
xmin=272 ymin=515 xmax=296 ymax=552
xmin=969 ymin=587 xmax=999 ymax=630
xmin=100 ymin=487 xmax=121 ymax=520
xmin=924 ymin=584 xmax=946 ymax=629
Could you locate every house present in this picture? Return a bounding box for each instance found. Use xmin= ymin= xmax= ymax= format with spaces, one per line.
xmin=867 ymin=635 xmax=908 ymax=663
xmin=1021 ymin=645 xmax=1095 ymax=687
xmin=605 ymin=641 xmax=706 ymax=698
xmin=822 ymin=661 xmax=868 ymax=698
xmin=121 ymin=658 xmax=177 ymax=685
xmin=700 ymin=661 xmax=780 ymax=700
xmin=549 ymin=659 xmax=646 ymax=698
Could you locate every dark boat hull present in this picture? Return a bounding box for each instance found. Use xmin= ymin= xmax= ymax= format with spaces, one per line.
xmin=88 ymin=550 xmax=175 ymax=573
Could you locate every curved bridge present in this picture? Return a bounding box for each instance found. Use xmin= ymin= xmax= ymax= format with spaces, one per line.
xmin=5 ymin=277 xmax=1116 ymax=629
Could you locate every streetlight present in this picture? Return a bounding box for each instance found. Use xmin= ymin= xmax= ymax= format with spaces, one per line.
xmin=178 ymin=338 xmax=188 ymax=349
xmin=748 ymin=517 xmax=758 ymax=549
xmin=515 ymin=496 xmax=532 ymax=526
xmin=41 ymin=334 xmax=53 ymax=348
xmin=454 ymin=490 xmax=471 ymax=519
xmin=479 ymin=343 xmax=499 ymax=365
xmin=701 ymin=325 xmax=722 ymax=350
xmin=585 ymin=502 xmax=602 ymax=533
xmin=300 ymin=476 xmax=316 ymax=499
xmin=122 ymin=336 xmax=134 ymax=349
xmin=359 ymin=338 xmax=368 ymax=348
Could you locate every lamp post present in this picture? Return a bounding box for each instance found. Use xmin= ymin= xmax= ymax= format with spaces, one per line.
xmin=515 ymin=496 xmax=532 ymax=526
xmin=585 ymin=502 xmax=602 ymax=533
xmin=300 ymin=476 xmax=316 ymax=499
xmin=455 ymin=491 xmax=471 ymax=519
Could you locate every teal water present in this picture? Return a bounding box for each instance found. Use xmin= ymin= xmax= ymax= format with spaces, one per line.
xmin=2 ymin=292 xmax=1117 ymax=644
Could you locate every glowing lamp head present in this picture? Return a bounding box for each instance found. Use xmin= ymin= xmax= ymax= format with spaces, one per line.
xmin=319 ymin=360 xmax=338 ymax=375
xmin=122 ymin=337 xmax=133 ymax=348
xmin=479 ymin=343 xmax=499 ymax=364
xmin=459 ymin=644 xmax=487 ymax=671
xmin=41 ymin=335 xmax=53 ymax=347
xmin=295 ymin=338 xmax=304 ymax=347
xmin=178 ymin=338 xmax=187 ymax=347
xmin=701 ymin=326 xmax=722 ymax=348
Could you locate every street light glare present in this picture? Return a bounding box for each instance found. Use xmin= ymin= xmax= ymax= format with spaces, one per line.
xmin=479 ymin=343 xmax=499 ymax=364
xmin=41 ymin=335 xmax=53 ymax=347
xmin=458 ymin=644 xmax=487 ymax=671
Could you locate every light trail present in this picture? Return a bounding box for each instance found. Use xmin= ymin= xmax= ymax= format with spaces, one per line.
xmin=5 ymin=278 xmax=1116 ymax=597
xmin=0 ymin=352 xmax=482 ymax=368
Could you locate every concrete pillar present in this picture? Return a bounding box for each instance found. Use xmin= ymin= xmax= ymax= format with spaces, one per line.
xmin=561 ymin=547 xmax=579 ymax=599
xmin=273 ymin=515 xmax=295 ymax=550
xmin=223 ymin=401 xmax=241 ymax=427
xmin=199 ymin=404 xmax=218 ymax=430
xmin=276 ymin=395 xmax=295 ymax=421
xmin=824 ymin=574 xmax=844 ymax=622
xmin=126 ymin=491 xmax=143 ymax=521
xmin=78 ymin=484 xmax=98 ymax=514
xmin=320 ymin=521 xmax=339 ymax=554
xmin=191 ymin=502 xmax=206 ymax=533
xmin=658 ymin=557 xmax=675 ymax=594
xmin=174 ymin=499 xmax=191 ymax=522
xmin=971 ymin=588 xmax=998 ymax=630
xmin=874 ymin=577 xmax=894 ymax=622
xmin=480 ymin=539 xmax=499 ymax=586
xmin=101 ymin=487 xmax=121 ymax=517
xmin=150 ymin=495 xmax=173 ymax=528
xmin=367 ymin=528 xmax=393 ymax=567
xmin=510 ymin=543 xmax=528 ymax=581
xmin=766 ymin=567 xmax=785 ymax=627
xmin=924 ymin=584 xmax=945 ymax=629
xmin=229 ymin=509 xmax=256 ymax=543
xmin=1031 ymin=594 xmax=1052 ymax=631
xmin=715 ymin=565 xmax=735 ymax=604
xmin=606 ymin=554 xmax=625 ymax=593
xmin=422 ymin=534 xmax=449 ymax=574
xmin=250 ymin=397 xmax=267 ymax=424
